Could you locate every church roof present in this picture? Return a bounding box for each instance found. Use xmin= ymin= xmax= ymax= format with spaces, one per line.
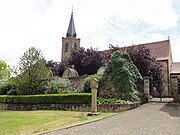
xmin=137 ymin=39 xmax=171 ymax=60
xmin=121 ymin=39 xmax=171 ymax=60
xmin=100 ymin=39 xmax=172 ymax=64
xmin=66 ymin=11 xmax=76 ymax=37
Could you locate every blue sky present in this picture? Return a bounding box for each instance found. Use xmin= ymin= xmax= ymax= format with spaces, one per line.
xmin=0 ymin=0 xmax=180 ymax=68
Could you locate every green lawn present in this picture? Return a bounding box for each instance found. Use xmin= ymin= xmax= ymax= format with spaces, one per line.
xmin=0 ymin=110 xmax=114 ymax=135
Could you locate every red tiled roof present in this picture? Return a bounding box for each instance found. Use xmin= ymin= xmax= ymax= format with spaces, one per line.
xmin=129 ymin=40 xmax=170 ymax=59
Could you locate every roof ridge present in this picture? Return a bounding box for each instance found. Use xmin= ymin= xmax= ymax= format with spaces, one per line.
xmin=138 ymin=39 xmax=170 ymax=46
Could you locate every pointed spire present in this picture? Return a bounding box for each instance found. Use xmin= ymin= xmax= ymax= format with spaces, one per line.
xmin=66 ymin=10 xmax=76 ymax=37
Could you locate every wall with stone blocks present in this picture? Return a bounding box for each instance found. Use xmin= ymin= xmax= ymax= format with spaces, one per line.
xmin=0 ymin=102 xmax=140 ymax=112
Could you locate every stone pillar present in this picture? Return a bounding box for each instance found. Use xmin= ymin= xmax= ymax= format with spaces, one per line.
xmin=87 ymin=78 xmax=100 ymax=116
xmin=144 ymin=77 xmax=150 ymax=102
xmin=90 ymin=78 xmax=98 ymax=112
xmin=171 ymin=76 xmax=179 ymax=103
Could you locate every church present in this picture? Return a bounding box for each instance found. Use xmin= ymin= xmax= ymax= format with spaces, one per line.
xmin=61 ymin=11 xmax=180 ymax=98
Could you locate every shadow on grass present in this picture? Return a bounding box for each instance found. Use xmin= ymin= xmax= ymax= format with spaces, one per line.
xmin=160 ymin=103 xmax=180 ymax=117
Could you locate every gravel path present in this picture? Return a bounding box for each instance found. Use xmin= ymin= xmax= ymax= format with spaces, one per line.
xmin=42 ymin=103 xmax=180 ymax=135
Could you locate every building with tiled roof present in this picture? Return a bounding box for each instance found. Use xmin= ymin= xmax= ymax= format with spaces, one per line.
xmin=126 ymin=39 xmax=180 ymax=97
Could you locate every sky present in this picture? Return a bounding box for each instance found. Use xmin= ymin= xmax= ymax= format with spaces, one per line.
xmin=0 ymin=0 xmax=180 ymax=68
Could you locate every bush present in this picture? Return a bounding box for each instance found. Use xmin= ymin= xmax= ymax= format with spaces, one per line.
xmin=0 ymin=80 xmax=18 ymax=95
xmin=83 ymin=74 xmax=102 ymax=93
xmin=44 ymin=77 xmax=76 ymax=94
xmin=97 ymin=97 xmax=132 ymax=104
xmin=0 ymin=93 xmax=91 ymax=104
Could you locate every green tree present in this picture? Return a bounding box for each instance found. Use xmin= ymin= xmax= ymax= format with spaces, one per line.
xmin=99 ymin=51 xmax=143 ymax=101
xmin=14 ymin=47 xmax=52 ymax=95
xmin=0 ymin=60 xmax=11 ymax=81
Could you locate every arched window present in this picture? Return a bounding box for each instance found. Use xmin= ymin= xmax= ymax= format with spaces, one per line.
xmin=74 ymin=43 xmax=77 ymax=48
xmin=65 ymin=43 xmax=68 ymax=53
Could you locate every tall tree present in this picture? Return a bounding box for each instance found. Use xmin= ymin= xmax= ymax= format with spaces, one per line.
xmin=14 ymin=47 xmax=52 ymax=95
xmin=68 ymin=47 xmax=103 ymax=75
xmin=0 ymin=60 xmax=11 ymax=81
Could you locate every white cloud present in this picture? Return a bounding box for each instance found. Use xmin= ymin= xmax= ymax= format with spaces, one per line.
xmin=0 ymin=0 xmax=179 ymax=68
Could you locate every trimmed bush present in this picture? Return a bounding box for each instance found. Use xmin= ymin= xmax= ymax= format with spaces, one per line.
xmin=83 ymin=74 xmax=102 ymax=93
xmin=0 ymin=93 xmax=91 ymax=104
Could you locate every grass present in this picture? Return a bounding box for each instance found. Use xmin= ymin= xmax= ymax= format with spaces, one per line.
xmin=0 ymin=110 xmax=115 ymax=135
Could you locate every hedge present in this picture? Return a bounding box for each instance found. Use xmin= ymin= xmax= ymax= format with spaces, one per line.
xmin=0 ymin=93 xmax=91 ymax=104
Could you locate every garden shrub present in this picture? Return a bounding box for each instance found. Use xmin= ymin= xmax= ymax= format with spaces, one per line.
xmin=45 ymin=77 xmax=76 ymax=94
xmin=0 ymin=93 xmax=91 ymax=104
xmin=0 ymin=80 xmax=18 ymax=95
xmin=99 ymin=51 xmax=143 ymax=101
xmin=97 ymin=97 xmax=132 ymax=104
xmin=83 ymin=74 xmax=102 ymax=93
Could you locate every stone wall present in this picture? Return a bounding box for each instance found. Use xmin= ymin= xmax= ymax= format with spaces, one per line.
xmin=0 ymin=102 xmax=140 ymax=112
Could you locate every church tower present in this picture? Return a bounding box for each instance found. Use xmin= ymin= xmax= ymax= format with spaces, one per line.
xmin=61 ymin=11 xmax=80 ymax=61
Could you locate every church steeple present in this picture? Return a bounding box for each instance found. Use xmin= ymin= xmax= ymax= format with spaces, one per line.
xmin=66 ymin=11 xmax=76 ymax=37
xmin=61 ymin=10 xmax=80 ymax=62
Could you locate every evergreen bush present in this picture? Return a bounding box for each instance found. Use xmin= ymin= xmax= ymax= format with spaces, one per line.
xmin=99 ymin=51 xmax=143 ymax=101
